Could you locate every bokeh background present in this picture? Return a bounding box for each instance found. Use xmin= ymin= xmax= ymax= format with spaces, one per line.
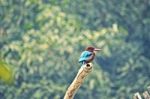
xmin=0 ymin=0 xmax=150 ymax=99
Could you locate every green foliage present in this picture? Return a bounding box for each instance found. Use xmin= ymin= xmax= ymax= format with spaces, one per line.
xmin=0 ymin=0 xmax=149 ymax=99
xmin=0 ymin=60 xmax=14 ymax=84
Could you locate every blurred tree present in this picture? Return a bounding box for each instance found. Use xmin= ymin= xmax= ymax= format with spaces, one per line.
xmin=0 ymin=0 xmax=149 ymax=99
xmin=0 ymin=60 xmax=13 ymax=84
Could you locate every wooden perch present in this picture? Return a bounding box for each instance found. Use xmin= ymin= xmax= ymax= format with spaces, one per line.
xmin=64 ymin=63 xmax=93 ymax=99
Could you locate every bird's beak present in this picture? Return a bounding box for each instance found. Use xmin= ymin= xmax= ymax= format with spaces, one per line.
xmin=94 ymin=48 xmax=102 ymax=51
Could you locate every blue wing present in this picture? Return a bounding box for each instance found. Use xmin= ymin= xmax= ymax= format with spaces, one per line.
xmin=78 ymin=51 xmax=92 ymax=63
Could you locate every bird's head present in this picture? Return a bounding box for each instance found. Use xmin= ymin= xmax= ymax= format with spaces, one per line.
xmin=85 ymin=46 xmax=102 ymax=52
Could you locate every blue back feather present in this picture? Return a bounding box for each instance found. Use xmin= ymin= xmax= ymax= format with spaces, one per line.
xmin=79 ymin=51 xmax=92 ymax=63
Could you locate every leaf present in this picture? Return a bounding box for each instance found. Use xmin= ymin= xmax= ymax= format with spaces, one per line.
xmin=0 ymin=60 xmax=14 ymax=84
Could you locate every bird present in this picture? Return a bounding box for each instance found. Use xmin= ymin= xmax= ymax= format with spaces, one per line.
xmin=78 ymin=46 xmax=101 ymax=65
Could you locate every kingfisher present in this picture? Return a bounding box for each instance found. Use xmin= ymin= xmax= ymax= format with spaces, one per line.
xmin=79 ymin=46 xmax=101 ymax=65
